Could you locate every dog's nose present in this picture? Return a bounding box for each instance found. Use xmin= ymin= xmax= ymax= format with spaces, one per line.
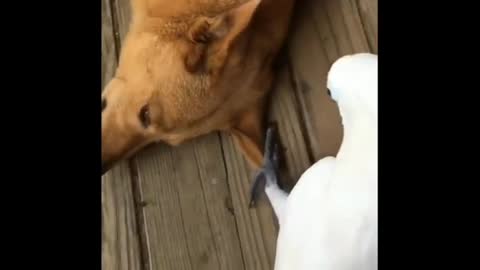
xmin=101 ymin=162 xmax=111 ymax=176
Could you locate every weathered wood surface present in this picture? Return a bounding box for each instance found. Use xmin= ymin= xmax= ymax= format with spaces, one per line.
xmin=102 ymin=162 xmax=143 ymax=270
xmin=101 ymin=0 xmax=117 ymax=88
xmin=102 ymin=0 xmax=142 ymax=270
xmin=101 ymin=0 xmax=378 ymax=269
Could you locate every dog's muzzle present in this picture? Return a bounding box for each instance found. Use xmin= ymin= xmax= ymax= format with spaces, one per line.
xmin=101 ymin=161 xmax=112 ymax=176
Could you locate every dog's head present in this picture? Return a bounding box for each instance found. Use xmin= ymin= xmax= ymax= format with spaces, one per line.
xmin=101 ymin=0 xmax=262 ymax=174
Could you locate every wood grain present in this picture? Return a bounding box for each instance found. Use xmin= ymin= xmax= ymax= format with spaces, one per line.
xmin=220 ymin=133 xmax=275 ymax=269
xmin=133 ymin=136 xmax=246 ymax=270
xmin=134 ymin=144 xmax=194 ymax=270
xmin=102 ymin=162 xmax=142 ymax=270
xmin=287 ymin=0 xmax=377 ymax=161
xmin=112 ymin=0 xmax=132 ymax=43
xmin=357 ymin=0 xmax=378 ymax=53
xmin=193 ymin=134 xmax=246 ymax=270
xmin=101 ymin=0 xmax=117 ymax=88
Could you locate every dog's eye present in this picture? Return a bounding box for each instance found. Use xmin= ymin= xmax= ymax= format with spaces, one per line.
xmin=327 ymin=88 xmax=332 ymax=97
xmin=139 ymin=105 xmax=151 ymax=128
xmin=102 ymin=98 xmax=107 ymax=112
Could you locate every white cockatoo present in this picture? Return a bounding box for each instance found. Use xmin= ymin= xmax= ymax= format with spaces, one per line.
xmin=250 ymin=53 xmax=378 ymax=270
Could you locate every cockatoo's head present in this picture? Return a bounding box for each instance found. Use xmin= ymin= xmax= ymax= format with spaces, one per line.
xmin=327 ymin=53 xmax=378 ymax=116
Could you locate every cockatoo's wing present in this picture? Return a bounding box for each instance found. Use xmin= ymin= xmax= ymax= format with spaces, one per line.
xmin=273 ymin=157 xmax=336 ymax=270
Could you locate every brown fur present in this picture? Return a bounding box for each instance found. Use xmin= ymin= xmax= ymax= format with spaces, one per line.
xmin=102 ymin=0 xmax=296 ymax=174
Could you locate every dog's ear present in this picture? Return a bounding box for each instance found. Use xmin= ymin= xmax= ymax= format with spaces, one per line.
xmin=184 ymin=0 xmax=261 ymax=73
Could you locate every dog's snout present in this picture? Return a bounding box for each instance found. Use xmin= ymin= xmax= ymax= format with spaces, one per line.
xmin=102 ymin=161 xmax=112 ymax=176
xmin=102 ymin=98 xmax=107 ymax=112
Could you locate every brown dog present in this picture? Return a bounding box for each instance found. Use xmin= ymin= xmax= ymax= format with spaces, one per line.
xmin=101 ymin=0 xmax=295 ymax=174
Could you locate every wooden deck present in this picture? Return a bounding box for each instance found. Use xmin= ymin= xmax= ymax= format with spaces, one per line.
xmin=101 ymin=0 xmax=377 ymax=269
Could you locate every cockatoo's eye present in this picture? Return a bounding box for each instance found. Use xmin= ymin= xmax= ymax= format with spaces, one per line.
xmin=327 ymin=88 xmax=332 ymax=97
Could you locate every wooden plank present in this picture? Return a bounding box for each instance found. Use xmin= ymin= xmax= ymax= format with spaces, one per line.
xmin=193 ymin=135 xmax=246 ymax=270
xmin=318 ymin=0 xmax=371 ymax=55
xmin=134 ymin=136 xmax=246 ymax=270
xmin=220 ymin=133 xmax=275 ymax=270
xmin=287 ymin=0 xmax=377 ymax=160
xmin=102 ymin=1 xmax=142 ymax=270
xmin=102 ymin=161 xmax=142 ymax=270
xmin=357 ymin=0 xmax=378 ymax=53
xmin=168 ymin=142 xmax=222 ymax=270
xmin=101 ymin=0 xmax=117 ymax=88
xmin=288 ymin=0 xmax=343 ymax=161
xmin=134 ymin=144 xmax=194 ymax=270
xmin=113 ymin=0 xmax=132 ymax=43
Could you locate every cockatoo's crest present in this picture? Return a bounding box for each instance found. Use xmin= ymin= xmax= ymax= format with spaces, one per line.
xmin=327 ymin=53 xmax=378 ymax=117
